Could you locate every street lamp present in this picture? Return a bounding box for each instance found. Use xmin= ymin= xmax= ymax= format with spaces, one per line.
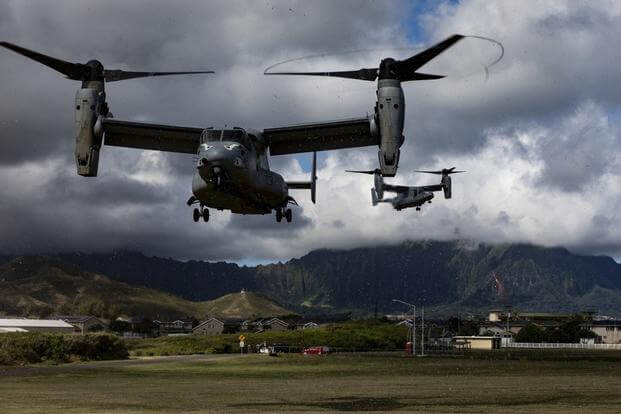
xmin=393 ymin=299 xmax=415 ymax=355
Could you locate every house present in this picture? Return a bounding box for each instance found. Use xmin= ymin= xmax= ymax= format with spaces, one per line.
xmin=488 ymin=309 xmax=503 ymax=322
xmin=193 ymin=318 xmax=225 ymax=335
xmin=426 ymin=325 xmax=455 ymax=345
xmin=583 ymin=320 xmax=621 ymax=344
xmin=453 ymin=335 xmax=501 ymax=350
xmin=154 ymin=319 xmax=193 ymax=336
xmin=302 ymin=322 xmax=319 ymax=329
xmin=262 ymin=317 xmax=289 ymax=331
xmin=396 ymin=319 xmax=414 ymax=328
xmin=55 ymin=315 xmax=107 ymax=334
xmin=193 ymin=318 xmax=244 ymax=335
xmin=0 ymin=318 xmax=74 ymax=334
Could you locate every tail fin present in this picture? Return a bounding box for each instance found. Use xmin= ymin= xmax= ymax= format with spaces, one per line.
xmin=311 ymin=151 xmax=317 ymax=203
xmin=285 ymin=152 xmax=318 ymax=204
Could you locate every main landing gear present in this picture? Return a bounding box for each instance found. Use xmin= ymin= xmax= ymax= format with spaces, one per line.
xmin=193 ymin=206 xmax=209 ymax=223
xmin=275 ymin=207 xmax=292 ymax=223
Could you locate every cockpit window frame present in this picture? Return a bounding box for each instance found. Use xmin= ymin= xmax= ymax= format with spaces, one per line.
xmin=200 ymin=129 xmax=251 ymax=149
xmin=200 ymin=129 xmax=222 ymax=143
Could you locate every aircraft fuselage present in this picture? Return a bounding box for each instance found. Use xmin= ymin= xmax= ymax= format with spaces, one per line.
xmin=190 ymin=128 xmax=290 ymax=214
xmin=392 ymin=189 xmax=434 ymax=211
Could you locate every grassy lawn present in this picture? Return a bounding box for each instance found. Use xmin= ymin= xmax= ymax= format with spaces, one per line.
xmin=0 ymin=353 xmax=620 ymax=413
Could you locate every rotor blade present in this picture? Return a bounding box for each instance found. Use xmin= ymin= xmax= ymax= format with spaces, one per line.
xmin=104 ymin=69 xmax=215 ymax=82
xmin=346 ymin=169 xmax=381 ymax=175
xmin=401 ymin=72 xmax=445 ymax=82
xmin=264 ymin=68 xmax=378 ymax=81
xmin=0 ymin=41 xmax=85 ymax=79
xmin=397 ymin=34 xmax=465 ymax=73
xmin=415 ymin=170 xmax=443 ymax=175
xmin=415 ymin=169 xmax=466 ymax=175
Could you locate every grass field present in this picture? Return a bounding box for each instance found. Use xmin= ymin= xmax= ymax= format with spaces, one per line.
xmin=1 ymin=353 xmax=620 ymax=413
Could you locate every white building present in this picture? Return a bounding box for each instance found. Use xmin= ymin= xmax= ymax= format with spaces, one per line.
xmin=0 ymin=318 xmax=74 ymax=334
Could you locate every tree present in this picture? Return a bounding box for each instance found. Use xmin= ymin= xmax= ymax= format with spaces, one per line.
xmin=515 ymin=323 xmax=546 ymax=343
xmin=109 ymin=320 xmax=131 ymax=333
xmin=546 ymin=317 xmax=598 ymax=343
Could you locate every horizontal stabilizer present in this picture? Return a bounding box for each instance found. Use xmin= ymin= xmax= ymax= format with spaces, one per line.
xmin=285 ymin=152 xmax=317 ymax=203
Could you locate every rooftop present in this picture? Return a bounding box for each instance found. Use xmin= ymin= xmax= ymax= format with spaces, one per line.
xmin=0 ymin=318 xmax=73 ymax=328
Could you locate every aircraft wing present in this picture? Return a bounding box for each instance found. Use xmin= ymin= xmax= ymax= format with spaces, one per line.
xmin=102 ymin=119 xmax=202 ymax=154
xmin=263 ymin=117 xmax=378 ymax=155
xmin=384 ymin=183 xmax=444 ymax=193
xmin=418 ymin=184 xmax=445 ymax=192
xmin=383 ymin=183 xmax=411 ymax=193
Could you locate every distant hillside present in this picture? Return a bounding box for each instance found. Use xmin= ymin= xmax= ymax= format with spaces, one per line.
xmin=59 ymin=251 xmax=254 ymax=301
xmin=57 ymin=241 xmax=621 ymax=316
xmin=0 ymin=256 xmax=208 ymax=319
xmin=0 ymin=256 xmax=295 ymax=320
xmin=204 ymin=291 xmax=294 ymax=319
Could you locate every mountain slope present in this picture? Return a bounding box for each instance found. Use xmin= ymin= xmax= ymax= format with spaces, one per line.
xmin=54 ymin=241 xmax=621 ymax=316
xmin=203 ymin=291 xmax=294 ymax=319
xmin=0 ymin=256 xmax=208 ymax=319
xmin=0 ymin=256 xmax=296 ymax=320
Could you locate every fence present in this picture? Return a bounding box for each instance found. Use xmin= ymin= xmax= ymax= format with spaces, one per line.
xmin=503 ymin=342 xmax=621 ymax=350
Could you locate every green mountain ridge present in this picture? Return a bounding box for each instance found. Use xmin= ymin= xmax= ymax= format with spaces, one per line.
xmin=1 ymin=241 xmax=620 ymax=317
xmin=54 ymin=240 xmax=621 ymax=316
xmin=0 ymin=256 xmax=293 ymax=319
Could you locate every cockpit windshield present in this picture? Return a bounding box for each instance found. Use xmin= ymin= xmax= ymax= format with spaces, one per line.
xmin=224 ymin=129 xmax=250 ymax=149
xmin=200 ymin=129 xmax=222 ymax=143
xmin=201 ymin=128 xmax=250 ymax=148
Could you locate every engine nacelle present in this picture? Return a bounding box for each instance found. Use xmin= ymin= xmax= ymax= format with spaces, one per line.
xmin=74 ymin=85 xmax=103 ymax=176
xmin=376 ymin=78 xmax=405 ymax=177
xmin=442 ymin=175 xmax=452 ymax=199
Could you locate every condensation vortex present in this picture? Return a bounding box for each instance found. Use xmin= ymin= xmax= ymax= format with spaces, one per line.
xmin=264 ymin=35 xmax=504 ymax=81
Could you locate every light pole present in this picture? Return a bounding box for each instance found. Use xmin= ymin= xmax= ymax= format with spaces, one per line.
xmin=393 ymin=299 xmax=415 ymax=355
xmin=420 ymin=306 xmax=425 ymax=357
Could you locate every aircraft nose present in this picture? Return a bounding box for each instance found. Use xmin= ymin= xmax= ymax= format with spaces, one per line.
xmin=197 ymin=157 xmax=208 ymax=168
xmin=197 ymin=145 xmax=227 ymax=168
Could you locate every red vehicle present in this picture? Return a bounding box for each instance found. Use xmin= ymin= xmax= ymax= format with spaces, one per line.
xmin=303 ymin=346 xmax=330 ymax=355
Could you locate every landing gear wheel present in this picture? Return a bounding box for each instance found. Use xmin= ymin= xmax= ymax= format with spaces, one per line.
xmin=276 ymin=209 xmax=283 ymax=223
xmin=193 ymin=208 xmax=200 ymax=222
xmin=416 ymin=207 xmax=421 ymax=211
xmin=285 ymin=208 xmax=292 ymax=223
xmin=202 ymin=208 xmax=210 ymax=222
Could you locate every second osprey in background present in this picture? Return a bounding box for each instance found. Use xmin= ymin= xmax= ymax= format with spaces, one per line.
xmin=348 ymin=168 xmax=465 ymax=211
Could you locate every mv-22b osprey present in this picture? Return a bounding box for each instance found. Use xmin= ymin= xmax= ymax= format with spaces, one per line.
xmin=348 ymin=167 xmax=465 ymax=211
xmin=0 ymin=35 xmax=464 ymax=223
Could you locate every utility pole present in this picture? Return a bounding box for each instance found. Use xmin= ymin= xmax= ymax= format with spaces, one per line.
xmin=393 ymin=299 xmax=416 ymax=355
xmin=505 ymin=305 xmax=512 ymax=346
xmin=420 ymin=306 xmax=425 ymax=357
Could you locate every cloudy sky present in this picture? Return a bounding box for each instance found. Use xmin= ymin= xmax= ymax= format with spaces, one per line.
xmin=1 ymin=0 xmax=620 ymax=263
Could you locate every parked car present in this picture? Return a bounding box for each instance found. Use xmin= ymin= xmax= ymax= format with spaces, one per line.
xmin=303 ymin=346 xmax=330 ymax=355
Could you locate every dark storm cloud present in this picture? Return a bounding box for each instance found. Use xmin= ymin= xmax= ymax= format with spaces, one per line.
xmin=0 ymin=0 xmax=408 ymax=260
xmin=44 ymin=172 xmax=172 ymax=207
xmin=2 ymin=1 xmax=621 ymax=261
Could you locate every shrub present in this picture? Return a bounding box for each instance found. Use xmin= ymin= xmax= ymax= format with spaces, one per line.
xmin=0 ymin=333 xmax=128 ymax=365
xmin=212 ymin=343 xmax=233 ymax=354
